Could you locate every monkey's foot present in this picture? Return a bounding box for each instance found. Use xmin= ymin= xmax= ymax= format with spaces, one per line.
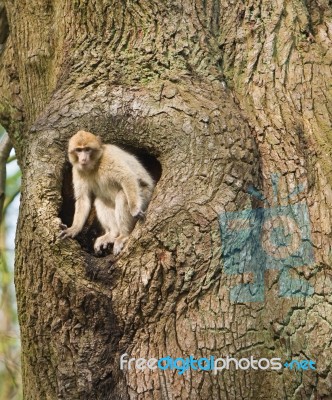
xmin=113 ymin=236 xmax=128 ymax=256
xmin=94 ymin=233 xmax=116 ymax=253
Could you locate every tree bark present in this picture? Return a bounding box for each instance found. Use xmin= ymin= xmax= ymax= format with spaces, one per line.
xmin=2 ymin=0 xmax=332 ymax=399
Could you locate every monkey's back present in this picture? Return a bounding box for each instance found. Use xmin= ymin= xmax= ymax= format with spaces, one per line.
xmin=103 ymin=144 xmax=154 ymax=188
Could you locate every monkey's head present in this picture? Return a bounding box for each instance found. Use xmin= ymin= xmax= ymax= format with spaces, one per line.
xmin=68 ymin=130 xmax=103 ymax=172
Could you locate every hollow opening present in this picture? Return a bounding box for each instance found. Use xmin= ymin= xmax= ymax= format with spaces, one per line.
xmin=59 ymin=147 xmax=162 ymax=256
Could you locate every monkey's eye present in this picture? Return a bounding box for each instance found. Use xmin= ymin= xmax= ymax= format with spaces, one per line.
xmin=85 ymin=147 xmax=91 ymax=152
xmin=75 ymin=148 xmax=83 ymax=153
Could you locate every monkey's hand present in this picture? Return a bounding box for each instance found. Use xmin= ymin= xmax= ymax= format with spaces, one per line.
xmin=130 ymin=208 xmax=146 ymax=220
xmin=58 ymin=224 xmax=81 ymax=239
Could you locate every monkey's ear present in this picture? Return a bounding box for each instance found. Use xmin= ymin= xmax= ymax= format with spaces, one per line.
xmin=95 ymin=135 xmax=103 ymax=145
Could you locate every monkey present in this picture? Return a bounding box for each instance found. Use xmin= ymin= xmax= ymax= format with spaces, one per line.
xmin=59 ymin=130 xmax=155 ymax=256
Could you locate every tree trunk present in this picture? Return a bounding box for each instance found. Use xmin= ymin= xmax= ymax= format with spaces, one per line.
xmin=1 ymin=0 xmax=332 ymax=399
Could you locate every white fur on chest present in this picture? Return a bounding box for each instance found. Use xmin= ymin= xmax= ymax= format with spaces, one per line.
xmin=87 ymin=171 xmax=121 ymax=204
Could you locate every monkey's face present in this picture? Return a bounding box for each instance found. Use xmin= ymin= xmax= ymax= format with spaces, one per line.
xmin=68 ymin=131 xmax=103 ymax=172
xmin=70 ymin=146 xmax=102 ymax=171
xmin=76 ymin=147 xmax=94 ymax=169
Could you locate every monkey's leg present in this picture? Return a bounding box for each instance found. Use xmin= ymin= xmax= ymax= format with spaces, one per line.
xmin=113 ymin=191 xmax=136 ymax=255
xmin=94 ymin=198 xmax=119 ymax=253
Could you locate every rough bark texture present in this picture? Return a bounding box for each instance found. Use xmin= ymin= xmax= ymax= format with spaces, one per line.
xmin=1 ymin=0 xmax=332 ymax=399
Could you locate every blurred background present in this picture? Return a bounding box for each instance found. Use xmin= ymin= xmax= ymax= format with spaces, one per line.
xmin=0 ymin=125 xmax=22 ymax=399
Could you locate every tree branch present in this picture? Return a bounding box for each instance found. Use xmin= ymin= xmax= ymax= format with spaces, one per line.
xmin=0 ymin=131 xmax=12 ymax=222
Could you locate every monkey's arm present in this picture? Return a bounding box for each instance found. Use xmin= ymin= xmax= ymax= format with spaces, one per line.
xmin=59 ymin=180 xmax=91 ymax=238
xmin=119 ymin=172 xmax=143 ymax=218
